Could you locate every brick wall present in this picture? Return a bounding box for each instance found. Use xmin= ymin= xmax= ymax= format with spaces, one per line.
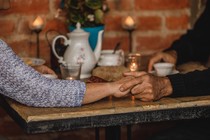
xmin=105 ymin=0 xmax=190 ymax=54
xmin=0 ymin=0 xmax=190 ymax=67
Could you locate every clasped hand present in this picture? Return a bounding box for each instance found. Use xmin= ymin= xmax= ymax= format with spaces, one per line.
xmin=117 ymin=71 xmax=173 ymax=101
xmin=116 ymin=50 xmax=176 ymax=101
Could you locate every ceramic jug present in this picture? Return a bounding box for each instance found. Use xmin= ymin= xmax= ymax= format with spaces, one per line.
xmin=52 ymin=23 xmax=104 ymax=79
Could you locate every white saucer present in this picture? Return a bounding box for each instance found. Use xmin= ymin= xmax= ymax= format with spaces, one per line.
xmin=21 ymin=57 xmax=46 ymax=66
xmin=97 ymin=62 xmax=121 ymax=66
xmin=149 ymin=70 xmax=179 ymax=76
xmin=42 ymin=74 xmax=58 ymax=79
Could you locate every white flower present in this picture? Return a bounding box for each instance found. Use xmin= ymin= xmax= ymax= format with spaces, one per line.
xmin=87 ymin=14 xmax=95 ymax=22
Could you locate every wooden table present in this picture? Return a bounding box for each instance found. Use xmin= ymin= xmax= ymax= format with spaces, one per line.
xmin=1 ymin=94 xmax=210 ymax=140
xmin=1 ymin=61 xmax=209 ymax=140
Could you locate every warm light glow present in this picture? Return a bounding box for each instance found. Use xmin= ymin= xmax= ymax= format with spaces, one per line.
xmin=66 ymin=76 xmax=75 ymax=80
xmin=131 ymin=96 xmax=135 ymax=101
xmin=123 ymin=16 xmax=136 ymax=30
xmin=32 ymin=16 xmax=44 ymax=30
xmin=125 ymin=16 xmax=135 ymax=27
xmin=125 ymin=53 xmax=141 ymax=71
xmin=129 ymin=61 xmax=138 ymax=72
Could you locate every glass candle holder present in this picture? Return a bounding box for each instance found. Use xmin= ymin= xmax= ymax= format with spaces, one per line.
xmin=60 ymin=63 xmax=82 ymax=80
xmin=125 ymin=53 xmax=141 ymax=72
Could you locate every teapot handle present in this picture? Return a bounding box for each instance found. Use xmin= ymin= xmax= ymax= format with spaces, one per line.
xmin=52 ymin=35 xmax=68 ymax=64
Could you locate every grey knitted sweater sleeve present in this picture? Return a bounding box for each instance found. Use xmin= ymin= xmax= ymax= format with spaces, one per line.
xmin=0 ymin=39 xmax=86 ymax=107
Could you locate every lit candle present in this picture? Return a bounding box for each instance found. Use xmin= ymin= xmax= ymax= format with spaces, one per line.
xmin=126 ymin=53 xmax=141 ymax=71
xmin=66 ymin=76 xmax=76 ymax=80
xmin=123 ymin=16 xmax=136 ymax=30
xmin=32 ymin=16 xmax=44 ymax=30
xmin=129 ymin=61 xmax=138 ymax=72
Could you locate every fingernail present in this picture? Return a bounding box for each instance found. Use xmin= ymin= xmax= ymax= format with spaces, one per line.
xmin=120 ymin=87 xmax=124 ymax=91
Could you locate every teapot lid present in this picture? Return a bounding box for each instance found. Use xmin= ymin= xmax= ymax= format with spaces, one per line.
xmin=71 ymin=22 xmax=89 ymax=35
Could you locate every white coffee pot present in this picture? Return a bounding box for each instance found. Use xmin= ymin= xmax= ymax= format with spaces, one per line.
xmin=52 ymin=23 xmax=104 ymax=79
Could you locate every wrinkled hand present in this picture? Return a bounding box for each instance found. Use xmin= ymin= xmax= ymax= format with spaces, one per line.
xmin=148 ymin=50 xmax=177 ymax=72
xmin=111 ymin=76 xmax=135 ymax=98
xmin=33 ymin=65 xmax=56 ymax=75
xmin=120 ymin=71 xmax=173 ymax=101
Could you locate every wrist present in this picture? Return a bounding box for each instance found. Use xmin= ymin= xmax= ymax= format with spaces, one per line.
xmin=160 ymin=77 xmax=173 ymax=97
xmin=106 ymin=83 xmax=116 ymax=96
xmin=166 ymin=50 xmax=177 ymax=64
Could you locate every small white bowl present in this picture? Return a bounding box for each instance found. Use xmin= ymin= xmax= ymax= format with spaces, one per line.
xmin=97 ymin=49 xmax=124 ymax=66
xmin=153 ymin=62 xmax=174 ymax=76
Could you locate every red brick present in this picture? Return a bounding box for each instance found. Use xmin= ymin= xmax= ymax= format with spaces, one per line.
xmin=163 ymin=33 xmax=183 ymax=49
xmin=166 ymin=14 xmax=189 ymax=30
xmin=136 ymin=33 xmax=183 ymax=53
xmin=9 ymin=40 xmax=34 ymax=56
xmin=104 ymin=15 xmax=123 ymax=31
xmin=10 ymin=40 xmax=51 ymax=66
xmin=107 ymin=0 xmax=132 ymax=11
xmin=39 ymin=41 xmax=51 ymax=66
xmin=136 ymin=36 xmax=163 ymax=52
xmin=135 ymin=0 xmax=189 ymax=10
xmin=0 ymin=0 xmax=49 ymax=15
xmin=137 ymin=16 xmax=162 ymax=31
xmin=17 ymin=20 xmax=31 ymax=34
xmin=0 ymin=20 xmax=15 ymax=36
xmin=102 ymin=35 xmax=129 ymax=51
xmin=44 ymin=19 xmax=68 ymax=34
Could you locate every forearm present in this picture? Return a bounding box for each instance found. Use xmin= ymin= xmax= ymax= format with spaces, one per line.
xmin=160 ymin=77 xmax=173 ymax=98
xmin=82 ymin=83 xmax=115 ymax=104
xmin=168 ymin=68 xmax=210 ymax=97
xmin=0 ymin=40 xmax=85 ymax=107
xmin=82 ymin=76 xmax=134 ymax=104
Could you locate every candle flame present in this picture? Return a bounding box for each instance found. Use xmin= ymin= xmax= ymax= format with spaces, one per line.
xmin=32 ymin=16 xmax=44 ymax=29
xmin=125 ymin=16 xmax=135 ymax=27
xmin=130 ymin=62 xmax=138 ymax=72
xmin=66 ymin=76 xmax=76 ymax=80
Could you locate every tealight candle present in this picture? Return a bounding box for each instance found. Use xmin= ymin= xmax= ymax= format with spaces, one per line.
xmin=32 ymin=16 xmax=44 ymax=30
xmin=125 ymin=53 xmax=141 ymax=71
xmin=129 ymin=59 xmax=139 ymax=72
xmin=66 ymin=76 xmax=76 ymax=80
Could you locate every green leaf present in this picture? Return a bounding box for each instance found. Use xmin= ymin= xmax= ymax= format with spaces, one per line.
xmin=85 ymin=0 xmax=102 ymax=10
xmin=95 ymin=9 xmax=104 ymax=24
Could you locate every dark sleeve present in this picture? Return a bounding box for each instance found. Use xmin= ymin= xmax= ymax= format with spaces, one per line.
xmin=166 ymin=0 xmax=210 ymax=65
xmin=167 ymin=68 xmax=210 ymax=97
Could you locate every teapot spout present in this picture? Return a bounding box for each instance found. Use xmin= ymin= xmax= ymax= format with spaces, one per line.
xmin=94 ymin=30 xmax=104 ymax=62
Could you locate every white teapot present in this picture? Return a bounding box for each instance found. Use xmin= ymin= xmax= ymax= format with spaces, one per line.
xmin=52 ymin=23 xmax=104 ymax=79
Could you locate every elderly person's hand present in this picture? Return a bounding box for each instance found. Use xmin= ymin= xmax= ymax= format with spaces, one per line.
xmin=148 ymin=50 xmax=177 ymax=72
xmin=111 ymin=76 xmax=135 ymax=98
xmin=33 ymin=65 xmax=56 ymax=75
xmin=119 ymin=71 xmax=173 ymax=101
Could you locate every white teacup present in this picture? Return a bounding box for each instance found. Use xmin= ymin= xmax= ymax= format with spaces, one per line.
xmin=153 ymin=62 xmax=174 ymax=76
xmin=98 ymin=50 xmax=124 ymax=66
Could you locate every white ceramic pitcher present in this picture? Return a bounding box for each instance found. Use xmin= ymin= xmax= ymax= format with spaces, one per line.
xmin=52 ymin=23 xmax=104 ymax=79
